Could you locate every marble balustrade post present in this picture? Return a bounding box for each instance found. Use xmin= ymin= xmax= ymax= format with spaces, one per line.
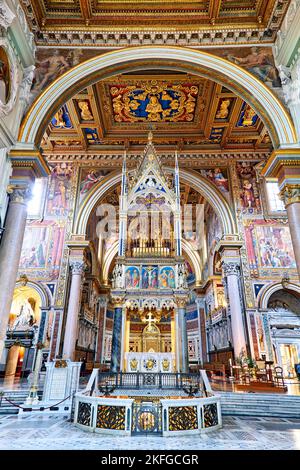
xmin=0 ymin=186 xmax=31 ymax=360
xmin=110 ymin=298 xmax=124 ymax=372
xmin=222 ymin=262 xmax=247 ymax=359
xmin=62 ymin=260 xmax=85 ymax=360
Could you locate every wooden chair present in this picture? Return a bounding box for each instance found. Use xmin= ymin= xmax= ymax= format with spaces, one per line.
xmin=255 ymin=360 xmax=267 ymax=382
xmin=273 ymin=366 xmax=285 ymax=387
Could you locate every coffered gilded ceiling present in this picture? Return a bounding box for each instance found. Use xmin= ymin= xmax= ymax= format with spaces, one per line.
xmin=21 ymin=0 xmax=290 ymax=46
xmin=41 ymin=72 xmax=272 ymax=154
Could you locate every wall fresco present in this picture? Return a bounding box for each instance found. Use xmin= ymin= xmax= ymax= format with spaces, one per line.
xmin=244 ymin=220 xmax=297 ymax=279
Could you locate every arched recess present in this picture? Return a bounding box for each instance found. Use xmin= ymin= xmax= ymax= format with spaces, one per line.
xmin=19 ymin=47 xmax=296 ymax=149
xmin=258 ymin=282 xmax=300 ymax=309
xmin=101 ymin=239 xmax=202 ymax=286
xmin=75 ymin=168 xmax=236 ymax=237
xmin=14 ymin=280 xmax=51 ymax=309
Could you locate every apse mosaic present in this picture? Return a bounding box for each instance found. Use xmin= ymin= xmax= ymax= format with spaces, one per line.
xmin=109 ymin=81 xmax=199 ymax=123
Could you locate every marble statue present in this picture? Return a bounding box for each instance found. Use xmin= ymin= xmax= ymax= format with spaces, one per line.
xmin=112 ymin=264 xmax=124 ymax=289
xmin=12 ymin=299 xmax=35 ymax=330
xmin=177 ymin=263 xmax=188 ymax=289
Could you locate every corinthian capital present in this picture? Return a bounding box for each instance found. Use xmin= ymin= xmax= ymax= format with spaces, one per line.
xmin=70 ymin=260 xmax=85 ymax=275
xmin=280 ymin=185 xmax=300 ymax=207
xmin=222 ymin=262 xmax=240 ymax=276
xmin=175 ymin=294 xmax=188 ymax=309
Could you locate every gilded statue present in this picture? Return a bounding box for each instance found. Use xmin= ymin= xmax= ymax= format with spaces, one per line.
xmin=146 ymin=95 xmax=163 ymax=121
xmin=162 ymin=359 xmax=170 ymax=371
xmin=242 ymin=106 xmax=256 ymax=126
xmin=78 ymin=101 xmax=93 ymax=121
xmin=216 ymin=99 xmax=231 ymax=119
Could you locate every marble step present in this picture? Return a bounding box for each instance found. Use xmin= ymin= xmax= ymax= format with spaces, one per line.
xmin=0 ymin=390 xmax=42 ymax=414
xmin=219 ymin=392 xmax=300 ymax=418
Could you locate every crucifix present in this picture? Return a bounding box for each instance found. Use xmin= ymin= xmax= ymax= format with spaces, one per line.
xmin=145 ymin=311 xmax=156 ymax=327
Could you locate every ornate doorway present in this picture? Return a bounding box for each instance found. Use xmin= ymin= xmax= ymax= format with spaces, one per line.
xmin=132 ymin=401 xmax=162 ymax=435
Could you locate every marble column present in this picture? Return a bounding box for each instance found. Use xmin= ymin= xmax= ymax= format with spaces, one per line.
xmin=0 ymin=186 xmax=31 ymax=360
xmin=110 ymin=297 xmax=124 ymax=372
xmin=222 ymin=262 xmax=247 ymax=359
xmin=63 ymin=260 xmax=85 ymax=360
xmin=281 ymin=186 xmax=300 ymax=278
xmin=175 ymin=295 xmax=189 ymax=373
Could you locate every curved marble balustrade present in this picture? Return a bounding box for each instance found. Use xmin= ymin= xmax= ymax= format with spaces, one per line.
xmin=73 ymin=393 xmax=222 ymax=436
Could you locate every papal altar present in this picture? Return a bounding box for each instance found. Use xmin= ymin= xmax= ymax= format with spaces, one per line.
xmin=125 ymin=352 xmax=174 ymax=373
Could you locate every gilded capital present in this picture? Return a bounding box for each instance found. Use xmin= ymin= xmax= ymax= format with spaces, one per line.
xmin=280 ymin=185 xmax=300 ymax=207
xmin=175 ymin=295 xmax=188 ymax=308
xmin=110 ymin=295 xmax=125 ymax=308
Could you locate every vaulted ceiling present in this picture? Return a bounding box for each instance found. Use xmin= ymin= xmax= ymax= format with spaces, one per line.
xmin=41 ymin=71 xmax=272 ymax=153
xmin=21 ymin=0 xmax=290 ymax=46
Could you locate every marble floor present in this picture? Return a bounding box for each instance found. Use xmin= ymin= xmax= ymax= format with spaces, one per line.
xmin=0 ymin=414 xmax=300 ymax=450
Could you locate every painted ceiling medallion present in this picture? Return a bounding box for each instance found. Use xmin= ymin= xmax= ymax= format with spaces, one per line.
xmin=110 ymin=82 xmax=199 ymax=123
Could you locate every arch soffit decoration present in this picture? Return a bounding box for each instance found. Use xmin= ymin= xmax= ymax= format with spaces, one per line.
xmin=14 ymin=280 xmax=51 ymax=309
xmin=101 ymin=239 xmax=202 ymax=286
xmin=258 ymin=282 xmax=300 ymax=309
xmin=75 ymin=168 xmax=236 ymax=237
xmin=19 ymin=47 xmax=296 ymax=149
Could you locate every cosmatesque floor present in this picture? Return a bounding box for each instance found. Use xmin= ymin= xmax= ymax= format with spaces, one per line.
xmin=0 ymin=414 xmax=300 ymax=450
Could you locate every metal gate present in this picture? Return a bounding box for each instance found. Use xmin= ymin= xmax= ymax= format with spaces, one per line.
xmin=132 ymin=401 xmax=162 ymax=435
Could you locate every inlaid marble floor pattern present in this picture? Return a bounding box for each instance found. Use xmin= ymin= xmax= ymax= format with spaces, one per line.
xmin=0 ymin=414 xmax=300 ymax=450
